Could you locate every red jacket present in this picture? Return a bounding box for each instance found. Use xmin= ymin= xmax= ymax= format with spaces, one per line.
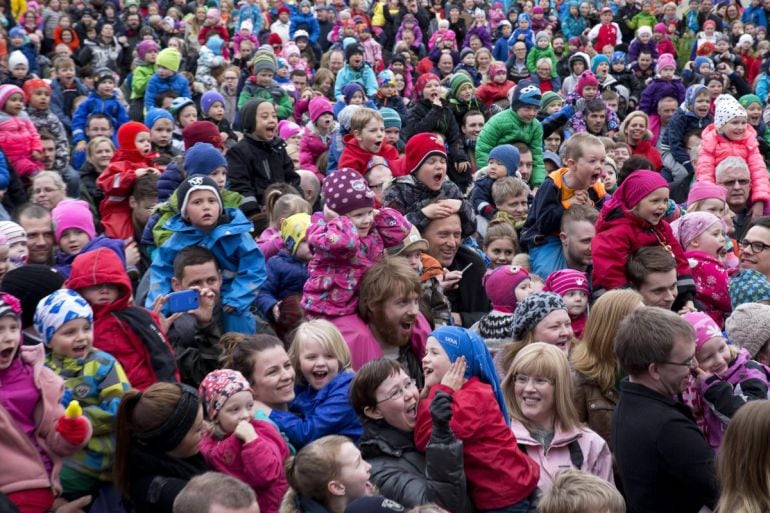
xmin=66 ymin=248 xmax=179 ymax=390
xmin=629 ymin=138 xmax=663 ymax=171
xmin=97 ymin=149 xmax=154 ymax=240
xmin=338 ymin=134 xmax=399 ymax=176
xmin=476 ymin=80 xmax=515 ymax=108
xmin=414 ymin=378 xmax=539 ymax=510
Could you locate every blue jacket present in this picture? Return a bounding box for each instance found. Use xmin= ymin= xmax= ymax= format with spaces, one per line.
xmin=290 ymin=10 xmax=320 ymax=43
xmin=470 ymin=176 xmax=498 ymax=220
xmin=334 ymin=63 xmax=378 ymax=101
xmin=144 ymin=72 xmax=192 ymax=112
xmin=0 ymin=150 xmax=10 ymax=190
xmin=236 ymin=3 xmax=263 ymax=33
xmin=146 ymin=207 xmax=266 ymax=313
xmin=661 ymin=107 xmax=712 ymax=174
xmin=742 ymin=4 xmax=767 ymax=27
xmin=157 ymin=159 xmax=184 ymax=203
xmin=255 ymin=250 xmax=309 ymax=319
xmin=50 ymin=77 xmax=89 ymax=134
xmin=493 ymin=36 xmax=510 ymax=63
xmin=269 ymin=371 xmax=363 ymax=449
xmin=10 ymin=43 xmax=39 ymax=75
xmin=72 ymin=90 xmax=129 ymax=144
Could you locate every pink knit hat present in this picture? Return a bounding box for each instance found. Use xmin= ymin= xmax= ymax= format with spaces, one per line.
xmin=544 ymin=269 xmax=590 ymax=297
xmin=483 ymin=265 xmax=530 ymax=312
xmin=309 ymin=96 xmax=333 ymax=123
xmin=0 ymin=84 xmax=25 ymax=109
xmin=682 ymin=311 xmax=723 ymax=351
xmin=603 ymin=170 xmax=668 ymax=212
xmin=51 ymin=199 xmax=96 ymax=243
xmin=656 ymin=53 xmax=677 ymax=73
xmin=322 ymin=168 xmax=375 ymax=215
xmin=278 ymin=120 xmax=302 ymax=140
xmin=671 ymin=211 xmax=721 ymax=250
xmin=576 ymin=71 xmax=599 ymax=96
xmin=687 ymin=181 xmax=726 ymax=207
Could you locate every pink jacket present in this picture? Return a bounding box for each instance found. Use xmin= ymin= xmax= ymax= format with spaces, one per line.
xmin=0 ymin=112 xmax=43 ymax=177
xmin=0 ymin=345 xmax=91 ymax=495
xmin=511 ymin=421 xmax=614 ymax=492
xmin=199 ymin=420 xmax=289 ymax=513
xmin=330 ymin=312 xmax=430 ymax=371
xmin=257 ymin=226 xmax=284 ymax=262
xmin=299 ymin=124 xmax=333 ymax=179
xmin=696 ymin=124 xmax=770 ymax=203
xmin=302 ymin=208 xmax=411 ymax=317
xmin=686 ymin=250 xmax=732 ymax=328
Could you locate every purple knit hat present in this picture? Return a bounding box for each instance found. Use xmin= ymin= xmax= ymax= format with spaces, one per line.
xmin=322 ymin=168 xmax=375 ymax=215
xmin=483 ymin=265 xmax=530 ymax=312
xmin=670 ymin=211 xmax=721 ymax=250
xmin=309 ymin=96 xmax=333 ymax=123
xmin=136 ymin=40 xmax=160 ymax=60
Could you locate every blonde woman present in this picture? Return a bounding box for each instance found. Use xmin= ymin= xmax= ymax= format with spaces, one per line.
xmin=618 ymin=110 xmax=662 ymax=170
xmin=502 ymin=342 xmax=614 ymax=492
xmin=570 ymin=290 xmax=643 ymax=448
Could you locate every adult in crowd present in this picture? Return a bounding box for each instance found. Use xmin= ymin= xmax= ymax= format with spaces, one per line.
xmin=738 ymin=216 xmax=770 ymax=281
xmin=15 ymin=203 xmax=55 ymax=265
xmin=79 ymin=136 xmax=115 ymax=216
xmin=31 ymin=171 xmax=68 ymax=212
xmin=618 ymin=111 xmax=662 ymax=171
xmin=174 ymin=473 xmax=259 ymax=513
xmin=716 ymin=157 xmax=755 ymax=239
xmin=558 ymin=205 xmax=597 ymax=275
xmin=627 ymin=247 xmax=679 ymax=311
xmin=351 ymin=359 xmax=473 ymax=513
xmin=72 ymin=114 xmax=115 ymax=170
xmin=613 ymin=307 xmax=718 ymax=513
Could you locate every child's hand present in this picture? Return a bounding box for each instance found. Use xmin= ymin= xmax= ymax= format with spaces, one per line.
xmin=234 ymin=419 xmax=258 ymax=443
xmin=440 ymin=198 xmax=462 ymax=213
xmin=272 ymin=301 xmax=281 ymax=321
xmin=135 ymin=168 xmax=150 ymax=178
xmin=53 ymin=496 xmax=92 ymax=513
xmin=124 ymin=241 xmax=140 ymax=268
xmin=421 ymin=202 xmax=453 ymax=219
xmin=677 ymin=300 xmax=697 ymax=315
xmin=75 ymin=141 xmax=87 ymax=152
xmin=220 ymin=132 xmax=229 ymax=142
xmin=455 ymin=161 xmax=470 ymax=173
xmin=441 ymin=356 xmax=466 ymax=391
xmin=568 ymin=190 xmax=591 ymax=207
xmin=692 ymin=366 xmax=712 ymax=387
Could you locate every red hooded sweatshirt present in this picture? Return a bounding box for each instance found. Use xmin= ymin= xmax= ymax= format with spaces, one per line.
xmin=338 ymin=133 xmax=399 ymax=176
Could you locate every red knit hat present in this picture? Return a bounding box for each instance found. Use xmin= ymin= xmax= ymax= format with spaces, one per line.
xmin=484 ymin=265 xmax=530 ymax=312
xmin=404 ymin=133 xmax=446 ymax=175
xmin=414 ymin=73 xmax=440 ymax=99
xmin=117 ymin=121 xmax=150 ymax=150
xmin=22 ymin=78 xmax=50 ymax=102
xmin=576 ymin=70 xmax=599 ymax=96
xmin=182 ymin=120 xmax=224 ymax=150
xmin=269 ymin=32 xmax=283 ymax=48
xmin=544 ymin=269 xmax=590 ymax=297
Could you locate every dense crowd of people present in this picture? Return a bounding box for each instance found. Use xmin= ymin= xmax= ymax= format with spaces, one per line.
xmin=5 ymin=0 xmax=770 ymax=511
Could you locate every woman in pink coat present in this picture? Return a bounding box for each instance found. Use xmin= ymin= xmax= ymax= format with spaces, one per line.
xmin=299 ymin=96 xmax=336 ymax=179
xmin=0 ymin=85 xmax=43 ymax=178
xmin=696 ymin=94 xmax=769 ymax=218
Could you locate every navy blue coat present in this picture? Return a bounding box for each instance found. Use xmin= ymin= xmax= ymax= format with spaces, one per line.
xmin=255 ymin=250 xmax=309 ymax=319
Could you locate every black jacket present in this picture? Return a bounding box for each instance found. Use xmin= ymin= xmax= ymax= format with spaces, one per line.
xmin=445 ymin=246 xmax=490 ymax=327
xmin=613 ymin=381 xmax=718 ymax=513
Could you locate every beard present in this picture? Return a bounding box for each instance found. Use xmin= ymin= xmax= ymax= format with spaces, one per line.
xmin=369 ymin=308 xmax=417 ymax=348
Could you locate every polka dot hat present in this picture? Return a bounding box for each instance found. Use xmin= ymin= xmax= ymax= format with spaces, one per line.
xmin=321 ymin=167 xmax=375 ymax=215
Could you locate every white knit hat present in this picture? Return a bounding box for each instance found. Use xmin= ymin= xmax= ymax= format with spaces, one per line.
xmin=725 ymin=303 xmax=770 ymax=358
xmin=714 ymin=94 xmax=747 ymax=131
xmin=8 ymin=50 xmax=28 ymax=70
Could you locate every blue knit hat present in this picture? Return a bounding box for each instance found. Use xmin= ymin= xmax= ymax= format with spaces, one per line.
xmin=200 ymin=90 xmax=226 ymax=117
xmin=510 ymin=80 xmax=541 ymax=110
xmin=342 ymin=83 xmax=365 ymax=103
xmin=591 ymin=54 xmax=610 ymax=73
xmin=206 ymin=34 xmax=225 ymax=55
xmin=377 ymin=70 xmax=396 ymax=88
xmin=184 ymin=142 xmax=227 ymax=176
xmin=9 ymin=26 xmax=26 ymax=39
xmin=488 ymin=144 xmax=520 ymax=176
xmin=694 ymin=56 xmax=713 ymax=73
xmin=611 ymin=51 xmax=626 ymax=65
xmin=34 ymin=289 xmax=93 ymax=346
xmin=685 ymin=84 xmax=708 ymax=112
xmin=730 ymin=269 xmax=770 ymax=307
xmin=379 ymin=107 xmax=401 ymax=129
xmin=144 ymin=108 xmax=174 ymax=129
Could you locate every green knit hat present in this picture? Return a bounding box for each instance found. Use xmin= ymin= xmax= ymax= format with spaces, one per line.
xmin=739 ymin=94 xmax=763 ymax=110
xmin=251 ymin=52 xmax=277 ymax=74
xmin=156 ymin=48 xmax=181 ymax=72
xmin=539 ymin=91 xmax=563 ymax=115
xmin=450 ymin=71 xmax=474 ymax=98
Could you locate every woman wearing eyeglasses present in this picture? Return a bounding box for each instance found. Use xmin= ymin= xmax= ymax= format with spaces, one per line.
xmin=502 ymin=342 xmax=614 ymax=492
xmin=350 ymin=359 xmax=474 ymax=513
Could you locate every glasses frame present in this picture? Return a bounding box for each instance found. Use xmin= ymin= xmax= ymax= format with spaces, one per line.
xmin=376 ymin=378 xmax=417 ymax=404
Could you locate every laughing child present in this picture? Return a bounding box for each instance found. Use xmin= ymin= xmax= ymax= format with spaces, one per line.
xmin=338 ymin=108 xmax=399 ymax=176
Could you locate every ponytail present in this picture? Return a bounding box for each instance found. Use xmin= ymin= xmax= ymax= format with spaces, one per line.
xmin=113 ymin=390 xmax=144 ymax=499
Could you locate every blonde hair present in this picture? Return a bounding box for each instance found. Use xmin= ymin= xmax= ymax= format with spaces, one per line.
xmin=484 ymin=220 xmax=518 ymax=252
xmin=562 ymin=132 xmax=604 ymax=161
xmin=32 ymin=170 xmax=66 ymax=193
xmin=288 ymin=320 xmax=352 ymax=386
xmin=538 ymin=470 xmax=625 ymax=513
xmin=620 ymin=111 xmax=652 ymax=142
xmin=350 ymin=108 xmax=384 ymax=133
xmin=86 ymin=136 xmax=115 ymax=164
xmin=570 ymin=290 xmax=643 ymax=392
xmin=502 ymin=342 xmax=581 ymax=432
xmin=717 ymin=401 xmax=770 ymax=513
xmin=267 ymin=192 xmax=311 ymax=228
xmin=491 ymin=176 xmax=530 ymax=205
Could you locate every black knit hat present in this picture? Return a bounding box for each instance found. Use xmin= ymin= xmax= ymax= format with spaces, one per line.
xmin=176 ymin=175 xmax=224 ymax=220
xmin=0 ymin=265 xmax=65 ymax=328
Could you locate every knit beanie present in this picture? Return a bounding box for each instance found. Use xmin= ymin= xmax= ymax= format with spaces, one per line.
xmin=183 ymin=120 xmax=224 ymax=149
xmin=539 ymin=91 xmax=562 ymax=115
xmin=460 ymin=47 xmax=475 ymax=60
xmin=177 ymin=175 xmax=224 ymax=220
xmin=489 ymin=61 xmax=507 ymax=77
xmin=0 ymin=85 xmax=24 ymax=109
xmin=8 ymin=51 xmax=28 ymax=71
xmin=9 ymin=26 xmax=26 ymax=40
xmin=726 ymin=303 xmax=770 ymax=358
xmin=278 ymin=119 xmax=302 ymax=140
xmin=603 ymin=170 xmax=668 ymax=211
xmin=377 ymin=70 xmax=396 ymax=88
xmin=684 ymin=84 xmax=709 ymax=113
xmin=117 ymin=121 xmax=150 ymax=150
xmin=169 ymin=97 xmax=196 ymax=122
xmin=276 ymin=57 xmax=289 ymax=70
xmin=34 ymin=289 xmax=93 ymax=346
xmin=654 ymin=22 xmax=667 ymax=34
xmin=591 ymin=54 xmax=609 ymax=73
xmin=342 ymin=83 xmax=365 ymax=103
xmin=206 ymin=7 xmax=221 ymax=21
xmin=404 ymin=133 xmax=447 ymax=175
xmin=184 ymin=142 xmax=227 ymax=176
xmin=293 ymin=29 xmax=310 ymax=41
xmin=268 ymin=33 xmax=283 ymax=48
xmin=241 ymin=18 xmax=254 ymax=33
xmin=0 ymin=221 xmax=26 ymax=249
xmin=739 ymin=94 xmax=763 ymax=110
xmin=338 ymin=105 xmax=362 ymax=131
xmin=535 ymin=30 xmax=550 ymax=43
xmin=321 ymin=168 xmax=375 ymax=215
xmin=575 ymin=71 xmax=599 ymax=96
xmin=379 ymin=107 xmax=401 ymax=129
xmin=483 ymin=265 xmax=530 ymax=312
xmin=681 ymin=311 xmax=722 ymax=351
xmin=156 ymin=48 xmax=182 ymax=72
xmin=387 ymin=224 xmax=428 ymax=256
xmin=714 ymin=94 xmax=747 ymax=131
xmin=136 ymin=39 xmax=160 ymax=60
xmin=93 ymin=68 xmax=115 ymax=88
xmin=670 ymin=211 xmax=721 ymax=250
xmin=637 ymin=25 xmax=652 ymax=37
xmin=488 ymin=144 xmax=520 ymax=176
xmin=656 ymin=53 xmax=676 ymax=73
xmin=51 ymin=200 xmax=96 ymax=243
xmin=200 ymin=90 xmax=226 ymax=117
xmin=510 ymin=80 xmax=541 ymax=110
xmin=415 ymin=73 xmax=440 ymax=99
xmin=512 ymin=292 xmax=567 ymax=341
xmin=543 ymin=269 xmax=590 ymax=297
xmin=730 ymin=269 xmax=770 ymax=307
xmin=687 ymin=181 xmax=726 ymax=206
xmin=144 ymin=107 xmax=174 ymax=129
xmin=0 ymin=266 xmax=63 ymax=328
xmin=611 ymin=51 xmax=626 ymax=65
xmin=449 ymin=72 xmax=473 ymax=98
xmin=0 ymin=292 xmax=20 ymax=325
xmin=739 ymin=33 xmax=754 ymax=46
xmin=252 ymin=52 xmax=277 ymax=74
xmin=309 ymin=96 xmax=333 ymax=123
xmin=281 ymin=213 xmax=312 ymax=255
xmin=282 ymin=41 xmax=300 ymax=58
xmin=199 ymin=369 xmax=251 ymax=421
xmin=345 ymin=42 xmax=365 ymax=61
xmin=22 ymin=78 xmax=49 ymax=102
xmin=543 ymin=150 xmax=562 ymax=168
xmin=207 ymin=35 xmax=225 ymax=56
xmin=694 ymin=56 xmax=712 ymax=72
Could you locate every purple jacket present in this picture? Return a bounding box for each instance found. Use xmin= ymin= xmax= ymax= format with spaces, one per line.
xmin=639 ymin=77 xmax=686 ymax=115
xmin=627 ymin=39 xmax=658 ymax=65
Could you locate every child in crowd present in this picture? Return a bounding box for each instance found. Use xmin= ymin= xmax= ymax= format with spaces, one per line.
xmin=602 ymin=157 xmax=618 ymax=194
xmin=97 ymin=121 xmax=160 ymax=241
xmin=334 ymin=42 xmax=378 ymax=100
xmin=299 ymin=96 xmax=336 ymax=179
xmin=200 ymin=90 xmax=237 ymax=147
xmin=471 ymin=144 xmax=520 ymax=221
xmin=543 ymin=269 xmax=590 ymax=338
xmin=302 ymin=168 xmax=410 ymax=317
xmin=49 ymin=56 xmax=88 ymax=134
xmin=24 ymin=79 xmax=69 ymax=174
xmin=538 ymin=470 xmax=625 ymax=513
xmin=638 ymin=53 xmax=686 ymax=116
xmin=446 ymin=72 xmax=488 ymax=129
xmin=144 ymin=108 xmax=178 ymax=158
xmin=67 ymin=247 xmax=178 ymax=390
xmin=130 ymin=40 xmax=160 ymax=119
xmin=0 ymin=291 xmax=92 ymax=513
xmin=526 ymin=31 xmax=557 ymax=75
xmin=338 ymin=108 xmax=399 ymax=175
xmin=697 ymin=94 xmax=769 ymax=219
xmin=143 ymin=48 xmax=191 ymax=112
xmin=476 ymin=265 xmax=532 ymax=354
xmin=147 ymin=175 xmax=265 ymax=333
xmin=483 ymin=221 xmax=518 ymax=268
xmin=198 ymin=369 xmax=290 ymax=513
xmin=170 ymin=97 xmax=199 ymax=152
xmin=476 ymin=61 xmax=515 ymax=109
xmin=0 ymin=221 xmax=29 ymax=268
xmin=627 ymin=25 xmax=658 ymax=65
xmin=5 ymin=50 xmax=33 ymax=88
xmin=238 ymin=53 xmax=293 ymax=119
xmin=72 ymin=69 xmax=129 ymax=151
xmin=591 ymin=170 xmax=693 ymax=300
xmin=416 ymin=326 xmax=540 ymax=512
xmin=684 ymin=312 xmax=770 ymax=449
xmin=520 ymin=133 xmax=606 ymax=279
xmin=372 ymin=70 xmax=408 ymax=121
xmin=671 ymin=212 xmax=731 ymax=327
xmin=257 ymin=190 xmax=312 ymax=261
xmin=0 ymin=84 xmax=44 ymax=179
xmin=587 ymin=7 xmax=622 ymax=57
xmin=379 ymin=108 xmax=403 ymax=153
xmin=566 ymin=71 xmax=621 ymax=135
xmin=279 ymin=119 xmax=302 ymax=146
xmin=36 ymin=289 xmax=130 ymax=503
xmin=256 ymin=212 xmax=311 ymax=324
xmin=271 ymin=319 xmax=363 ymax=448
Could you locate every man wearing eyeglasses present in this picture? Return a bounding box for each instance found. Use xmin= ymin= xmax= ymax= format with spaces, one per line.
xmin=613 ymin=307 xmax=718 ymax=513
xmin=716 ymin=156 xmax=756 ymax=239
xmin=738 ymin=216 xmax=770 ymax=281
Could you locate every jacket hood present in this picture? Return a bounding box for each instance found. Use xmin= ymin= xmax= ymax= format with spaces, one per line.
xmin=66 ymin=247 xmax=132 ymax=315
xmin=164 ymin=206 xmax=251 ymax=236
xmin=568 ymin=52 xmax=590 ymax=74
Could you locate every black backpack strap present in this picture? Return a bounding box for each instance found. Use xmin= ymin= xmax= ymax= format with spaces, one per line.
xmin=568 ymin=439 xmax=584 ymax=470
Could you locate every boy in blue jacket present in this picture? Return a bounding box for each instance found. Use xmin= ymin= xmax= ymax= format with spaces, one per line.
xmin=143 ymin=48 xmax=191 ymax=112
xmin=333 ymin=43 xmax=377 ymax=101
xmin=72 ymin=69 xmax=129 ymax=150
xmin=146 ymin=175 xmax=265 ymax=335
